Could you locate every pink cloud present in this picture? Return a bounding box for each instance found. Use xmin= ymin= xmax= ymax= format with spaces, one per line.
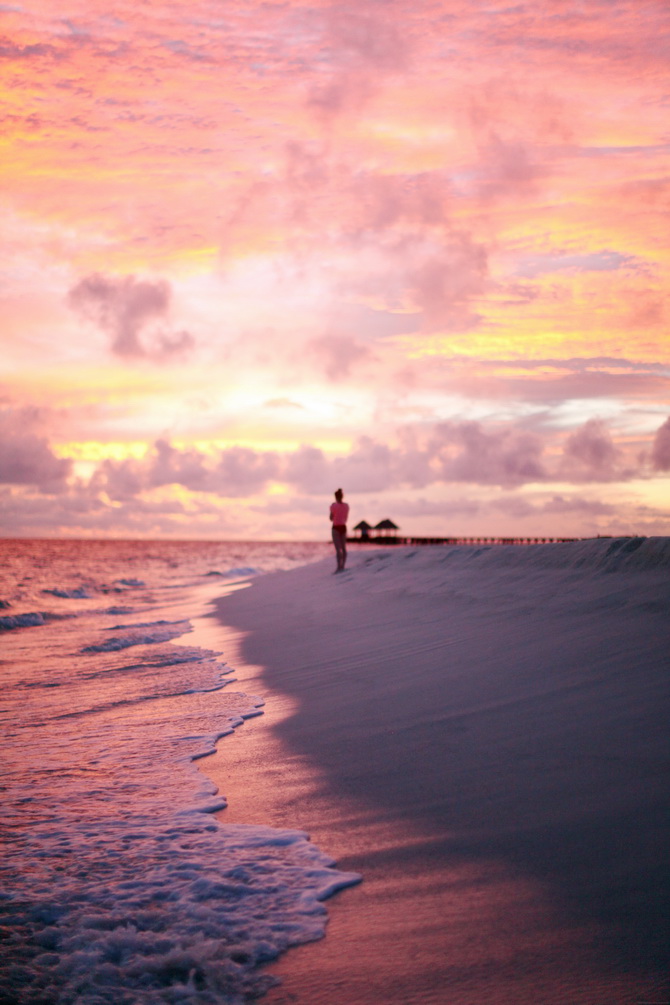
xmin=414 ymin=357 xmax=670 ymax=407
xmin=96 ymin=439 xmax=281 ymax=500
xmin=68 ymin=274 xmax=194 ymax=360
xmin=224 ymin=146 xmax=455 ymax=259
xmin=408 ymin=235 xmax=488 ymax=327
xmin=90 ymin=457 xmax=145 ymax=502
xmin=430 ymin=421 xmax=547 ymax=487
xmin=474 ymin=135 xmax=545 ymax=202
xmin=0 ymin=408 xmax=71 ymax=492
xmin=562 ymin=419 xmax=620 ymax=477
xmin=75 ymin=415 xmax=670 ymax=507
xmin=308 ymin=334 xmax=373 ymax=380
xmin=651 ymin=416 xmax=670 ymax=471
xmin=209 ymin=445 xmax=281 ymax=496
xmin=306 ymin=6 xmax=409 ymax=119
xmin=340 ymin=231 xmax=488 ymax=329
xmin=541 ymin=495 xmax=616 ymax=516
xmin=283 ymin=445 xmax=332 ymax=494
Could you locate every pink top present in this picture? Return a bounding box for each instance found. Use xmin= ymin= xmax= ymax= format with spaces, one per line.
xmin=330 ymin=501 xmax=349 ymax=526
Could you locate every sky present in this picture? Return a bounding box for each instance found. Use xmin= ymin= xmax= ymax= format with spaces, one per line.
xmin=1 ymin=0 xmax=669 ymax=541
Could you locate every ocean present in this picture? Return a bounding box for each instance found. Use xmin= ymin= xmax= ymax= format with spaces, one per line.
xmin=0 ymin=538 xmax=359 ymax=1005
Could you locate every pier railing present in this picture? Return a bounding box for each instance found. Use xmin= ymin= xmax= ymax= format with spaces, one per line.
xmin=347 ymin=535 xmax=584 ymax=546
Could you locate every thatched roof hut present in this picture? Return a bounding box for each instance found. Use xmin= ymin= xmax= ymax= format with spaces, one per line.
xmin=374 ymin=519 xmax=399 ymax=537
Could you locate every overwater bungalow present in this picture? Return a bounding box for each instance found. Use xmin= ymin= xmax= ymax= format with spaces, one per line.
xmin=353 ymin=520 xmax=373 ymax=541
xmin=373 ymin=519 xmax=399 ymax=539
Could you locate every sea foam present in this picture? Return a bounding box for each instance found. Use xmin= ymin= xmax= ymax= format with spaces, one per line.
xmin=1 ymin=538 xmax=351 ymax=1004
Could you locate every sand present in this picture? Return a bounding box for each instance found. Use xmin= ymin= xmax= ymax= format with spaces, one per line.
xmin=203 ymin=539 xmax=670 ymax=1005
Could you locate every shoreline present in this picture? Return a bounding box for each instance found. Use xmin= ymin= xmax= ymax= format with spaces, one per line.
xmin=204 ymin=541 xmax=670 ymax=1004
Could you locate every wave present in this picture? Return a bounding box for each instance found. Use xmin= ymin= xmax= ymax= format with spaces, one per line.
xmin=205 ymin=566 xmax=259 ymax=579
xmin=0 ymin=611 xmax=46 ymax=631
xmin=50 ymin=679 xmax=253 ymax=722
xmin=1 ymin=538 xmax=357 ymax=1004
xmin=1 ymin=611 xmax=79 ymax=631
xmin=77 ymin=645 xmax=230 ymax=680
xmin=82 ymin=622 xmax=192 ymax=653
xmin=0 ymin=818 xmax=360 ymax=1005
xmin=42 ymin=586 xmax=93 ymax=599
xmin=105 ymin=618 xmax=191 ymax=631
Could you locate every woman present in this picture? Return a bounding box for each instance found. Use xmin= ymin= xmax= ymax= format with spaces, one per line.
xmin=329 ymin=488 xmax=349 ymax=572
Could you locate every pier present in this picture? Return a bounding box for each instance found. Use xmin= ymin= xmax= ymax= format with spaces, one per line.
xmin=348 ymin=518 xmax=616 ymax=547
xmin=348 ymin=534 xmax=585 ymax=546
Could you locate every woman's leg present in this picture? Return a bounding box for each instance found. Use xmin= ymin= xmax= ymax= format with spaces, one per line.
xmin=332 ymin=527 xmax=346 ymax=570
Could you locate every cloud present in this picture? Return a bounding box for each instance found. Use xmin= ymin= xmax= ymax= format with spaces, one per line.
xmin=306 ymin=7 xmax=408 ymax=119
xmin=307 ymin=73 xmax=374 ymax=120
xmin=337 ymin=436 xmax=400 ymax=492
xmin=540 ymin=494 xmax=616 ymax=515
xmin=562 ymin=418 xmax=621 ymax=479
xmin=347 ymin=171 xmax=451 ymax=233
xmin=308 ymin=334 xmax=373 ymax=380
xmin=489 ymin=491 xmax=618 ymax=524
xmin=88 ymin=415 xmax=657 ymax=508
xmin=328 ymin=303 xmax=421 ymax=341
xmin=344 ymin=232 xmax=488 ymax=329
xmin=2 ymin=406 xmax=667 ymax=541
xmin=424 ymin=355 xmax=670 ymax=406
xmin=91 ymin=457 xmax=146 ymax=502
xmin=409 ymin=235 xmax=488 ymax=327
xmin=282 ymin=422 xmax=548 ymax=494
xmin=430 ymin=421 xmax=547 ymax=487
xmin=264 ymin=398 xmax=305 ymax=410
xmin=626 ymin=292 xmax=666 ymax=330
xmin=95 ymin=439 xmax=281 ymax=500
xmin=224 ymin=143 xmax=455 ymax=265
xmin=209 ymin=445 xmax=281 ymax=496
xmin=324 ymin=7 xmax=408 ymax=72
xmin=0 ymin=407 xmax=72 ymax=491
xmin=284 ymin=436 xmax=431 ymax=495
xmin=0 ymin=483 xmax=195 ymax=538
xmin=651 ymin=416 xmax=670 ymax=471
xmin=0 ymin=40 xmax=56 ymax=60
xmin=68 ymin=273 xmax=194 ymax=360
xmin=283 ymin=445 xmax=332 ymax=494
xmin=150 ymin=439 xmax=212 ymax=492
xmin=475 ymin=135 xmax=544 ymax=202
xmin=515 ymin=250 xmax=641 ymax=279
xmin=215 ymin=144 xmax=482 ymax=336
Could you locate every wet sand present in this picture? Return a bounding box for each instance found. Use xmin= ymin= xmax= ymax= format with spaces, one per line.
xmin=203 ymin=542 xmax=670 ymax=1004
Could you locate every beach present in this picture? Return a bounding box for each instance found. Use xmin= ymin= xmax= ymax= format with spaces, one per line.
xmin=208 ymin=539 xmax=670 ymax=1004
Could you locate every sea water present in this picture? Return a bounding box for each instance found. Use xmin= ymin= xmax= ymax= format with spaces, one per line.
xmin=0 ymin=539 xmax=359 ymax=1004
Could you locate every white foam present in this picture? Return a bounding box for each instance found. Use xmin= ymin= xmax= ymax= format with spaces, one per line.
xmin=2 ymin=812 xmax=360 ymax=1003
xmin=106 ymin=618 xmax=192 ymax=630
xmin=1 ymin=543 xmax=359 ymax=1003
xmin=206 ymin=566 xmax=259 ymax=579
xmin=82 ymin=622 xmax=192 ymax=652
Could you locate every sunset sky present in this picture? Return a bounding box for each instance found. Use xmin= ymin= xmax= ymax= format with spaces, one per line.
xmin=2 ymin=0 xmax=669 ymax=540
